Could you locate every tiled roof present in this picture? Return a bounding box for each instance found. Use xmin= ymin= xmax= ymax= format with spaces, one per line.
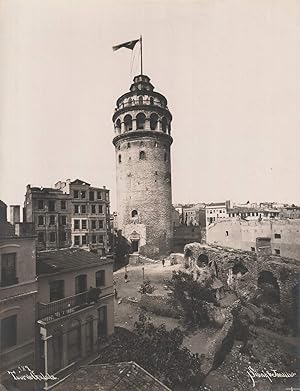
xmin=37 ymin=248 xmax=111 ymax=276
xmin=0 ymin=223 xmax=16 ymax=239
xmin=53 ymin=362 xmax=171 ymax=391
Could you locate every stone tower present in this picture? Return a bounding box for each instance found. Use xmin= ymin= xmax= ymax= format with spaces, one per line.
xmin=112 ymin=74 xmax=173 ymax=257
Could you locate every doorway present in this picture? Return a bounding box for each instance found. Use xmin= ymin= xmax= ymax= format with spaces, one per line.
xmin=131 ymin=240 xmax=139 ymax=253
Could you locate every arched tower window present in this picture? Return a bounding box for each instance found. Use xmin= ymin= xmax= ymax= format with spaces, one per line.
xmin=168 ymin=122 xmax=171 ymax=135
xmin=118 ymin=154 xmax=121 ymax=163
xmin=136 ymin=113 xmax=146 ymax=130
xmin=139 ymin=151 xmax=146 ymax=160
xmin=124 ymin=114 xmax=132 ymax=131
xmin=150 ymin=97 xmax=154 ymax=105
xmin=115 ymin=119 xmax=121 ymax=132
xmin=128 ymin=98 xmax=132 ymax=106
xmin=131 ymin=210 xmax=138 ymax=218
xmin=162 ymin=117 xmax=167 ymax=133
xmin=138 ymin=96 xmax=143 ymax=105
xmin=150 ymin=113 xmax=158 ymax=130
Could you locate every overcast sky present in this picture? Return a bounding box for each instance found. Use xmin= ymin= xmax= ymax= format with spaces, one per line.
xmin=0 ymin=0 xmax=299 ymax=211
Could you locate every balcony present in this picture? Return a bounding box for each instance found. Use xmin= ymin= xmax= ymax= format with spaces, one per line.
xmin=37 ymin=289 xmax=112 ymax=323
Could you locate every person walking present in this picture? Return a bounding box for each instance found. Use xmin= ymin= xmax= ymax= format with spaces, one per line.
xmin=162 ymin=258 xmax=165 ymax=267
xmin=124 ymin=272 xmax=128 ymax=283
xmin=114 ymin=288 xmax=118 ymax=300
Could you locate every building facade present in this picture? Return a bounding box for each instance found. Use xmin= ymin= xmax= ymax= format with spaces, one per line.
xmin=35 ymin=248 xmax=114 ymax=382
xmin=0 ymin=201 xmax=37 ymax=390
xmin=112 ymin=74 xmax=173 ymax=257
xmin=205 ymin=201 xmax=231 ymax=225
xmin=24 ymin=185 xmax=72 ymax=250
xmin=55 ymin=179 xmax=110 ymax=255
xmin=206 ymin=218 xmax=300 ymax=260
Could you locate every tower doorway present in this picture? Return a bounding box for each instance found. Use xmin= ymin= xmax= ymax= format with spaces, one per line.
xmin=131 ymin=240 xmax=139 ymax=253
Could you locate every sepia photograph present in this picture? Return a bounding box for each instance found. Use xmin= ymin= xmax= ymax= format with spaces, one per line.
xmin=0 ymin=1 xmax=299 ymax=390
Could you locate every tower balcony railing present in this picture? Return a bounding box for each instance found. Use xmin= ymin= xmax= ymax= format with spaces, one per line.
xmin=37 ymin=288 xmax=112 ymax=323
xmin=116 ymin=99 xmax=168 ymax=110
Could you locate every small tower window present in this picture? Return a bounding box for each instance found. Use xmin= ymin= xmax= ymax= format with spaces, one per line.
xmin=115 ymin=118 xmax=121 ymax=131
xmin=124 ymin=114 xmax=133 ymax=131
xmin=131 ymin=210 xmax=138 ymax=218
xmin=136 ymin=113 xmax=146 ymax=130
xmin=150 ymin=113 xmax=158 ymax=130
xmin=127 ymin=142 xmax=131 ymax=148
xmin=138 ymin=96 xmax=143 ymax=105
xmin=118 ymin=154 xmax=122 ymax=163
xmin=139 ymin=151 xmax=146 ymax=160
xmin=162 ymin=117 xmax=167 ymax=133
xmin=168 ymin=122 xmax=171 ymax=135
xmin=150 ymin=97 xmax=154 ymax=105
xmin=164 ymin=151 xmax=167 ymax=162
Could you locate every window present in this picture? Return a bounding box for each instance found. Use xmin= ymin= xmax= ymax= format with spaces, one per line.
xmin=127 ymin=142 xmax=131 ymax=148
xmin=150 ymin=113 xmax=158 ymax=130
xmin=115 ymin=118 xmax=121 ymax=131
xmin=97 ymin=191 xmax=102 ymax=199
xmin=91 ymin=220 xmax=96 ymax=230
xmin=75 ymin=274 xmax=87 ymax=294
xmin=1 ymin=253 xmax=17 ymax=287
xmin=74 ymin=236 xmax=80 ymax=246
xmin=164 ymin=152 xmax=167 ymax=162
xmin=49 ymin=232 xmax=56 ymax=242
xmin=74 ymin=220 xmax=80 ymax=230
xmin=81 ymin=191 xmax=86 ymax=199
xmin=81 ymin=205 xmax=86 ymax=214
xmin=60 ymin=231 xmax=67 ymax=242
xmin=82 ymin=235 xmax=87 ymax=245
xmin=1 ymin=315 xmax=17 ymax=351
xmin=162 ymin=117 xmax=167 ymax=133
xmin=136 ymin=113 xmax=146 ymax=130
xmin=96 ymin=270 xmax=105 ymax=287
xmin=38 ymin=215 xmax=44 ymax=226
xmin=74 ymin=205 xmax=79 ymax=214
xmin=89 ymin=191 xmax=95 ymax=201
xmin=48 ymin=201 xmax=55 ymax=211
xmin=38 ymin=200 xmax=44 ymax=210
xmin=49 ymin=215 xmax=55 ymax=226
xmin=49 ymin=280 xmax=64 ymax=302
xmin=225 ymin=231 xmax=229 ymax=236
xmin=99 ymin=235 xmax=104 ymax=243
xmin=82 ymin=220 xmax=87 ymax=230
xmin=98 ymin=220 xmax=104 ymax=229
xmin=61 ymin=216 xmax=67 ymax=226
xmin=92 ymin=235 xmax=97 ymax=244
xmin=251 ymin=247 xmax=255 ymax=252
xmin=61 ymin=200 xmax=66 ymax=210
xmin=275 ymin=249 xmax=280 ymax=255
xmin=124 ymin=114 xmax=133 ymax=131
xmin=99 ymin=205 xmax=103 ymax=214
xmin=274 ymin=233 xmax=281 ymax=239
xmin=73 ymin=190 xmax=79 ymax=199
xmin=131 ymin=210 xmax=138 ymax=218
xmin=91 ymin=205 xmax=96 ymax=214
xmin=150 ymin=97 xmax=154 ymax=105
xmin=38 ymin=232 xmax=45 ymax=243
xmin=118 ymin=154 xmax=121 ymax=163
xmin=139 ymin=151 xmax=146 ymax=160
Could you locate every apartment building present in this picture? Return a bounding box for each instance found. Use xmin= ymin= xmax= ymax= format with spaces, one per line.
xmin=205 ymin=201 xmax=231 ymax=225
xmin=35 ymin=248 xmax=114 ymax=383
xmin=24 ymin=185 xmax=72 ymax=250
xmin=0 ymin=201 xmax=37 ymax=391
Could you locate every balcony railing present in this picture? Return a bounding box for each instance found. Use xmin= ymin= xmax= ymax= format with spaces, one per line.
xmin=37 ymin=289 xmax=111 ymax=323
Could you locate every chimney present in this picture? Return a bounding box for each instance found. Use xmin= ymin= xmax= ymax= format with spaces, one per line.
xmin=0 ymin=201 xmax=7 ymax=223
xmin=10 ymin=205 xmax=21 ymax=224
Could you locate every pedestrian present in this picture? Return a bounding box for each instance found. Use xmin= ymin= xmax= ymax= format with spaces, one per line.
xmin=114 ymin=288 xmax=118 ymax=300
xmin=162 ymin=259 xmax=165 ymax=267
xmin=124 ymin=272 xmax=128 ymax=283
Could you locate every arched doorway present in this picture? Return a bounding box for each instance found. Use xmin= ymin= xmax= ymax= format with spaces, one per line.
xmin=258 ymin=271 xmax=280 ymax=304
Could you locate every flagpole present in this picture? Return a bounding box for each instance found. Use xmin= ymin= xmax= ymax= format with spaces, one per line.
xmin=140 ymin=35 xmax=143 ymax=75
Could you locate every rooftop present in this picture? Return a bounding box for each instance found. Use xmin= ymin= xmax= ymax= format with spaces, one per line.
xmin=53 ymin=362 xmax=171 ymax=391
xmin=37 ymin=248 xmax=112 ymax=276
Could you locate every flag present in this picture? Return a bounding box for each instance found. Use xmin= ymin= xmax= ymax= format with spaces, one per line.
xmin=112 ymin=39 xmax=139 ymax=52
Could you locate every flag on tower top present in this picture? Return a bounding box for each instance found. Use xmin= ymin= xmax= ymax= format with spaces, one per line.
xmin=112 ymin=39 xmax=139 ymax=51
